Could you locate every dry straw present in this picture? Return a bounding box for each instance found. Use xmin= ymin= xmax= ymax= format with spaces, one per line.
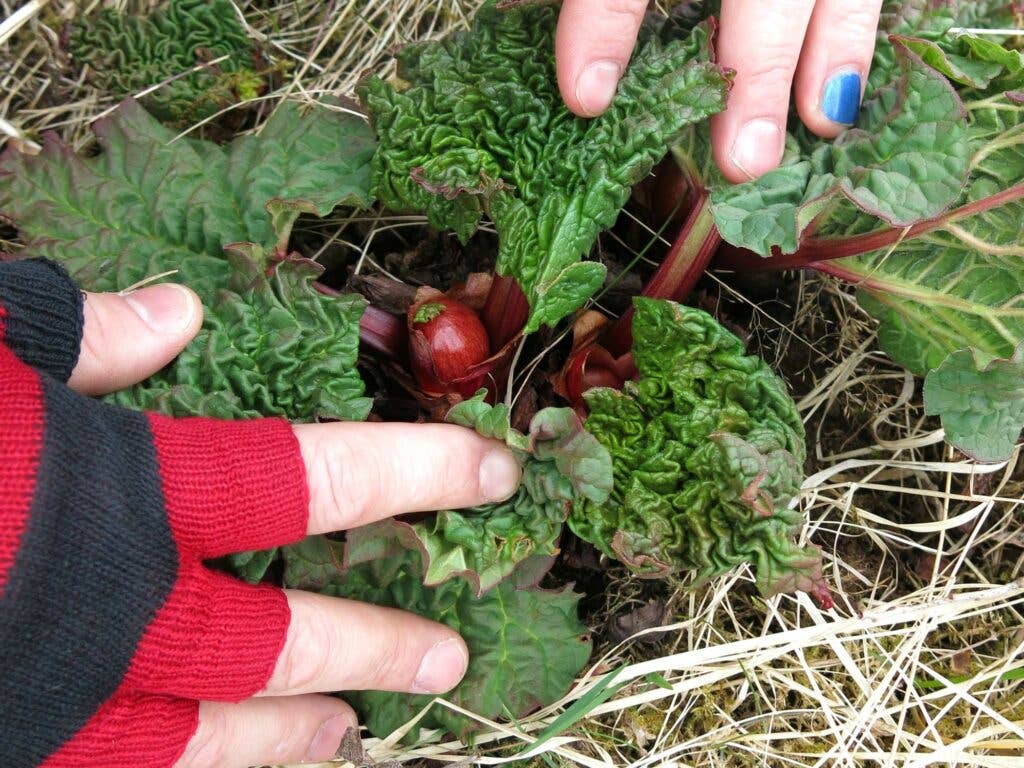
xmin=2 ymin=1 xmax=1022 ymax=766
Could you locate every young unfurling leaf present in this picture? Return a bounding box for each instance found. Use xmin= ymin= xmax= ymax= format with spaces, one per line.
xmin=571 ymin=299 xmax=829 ymax=605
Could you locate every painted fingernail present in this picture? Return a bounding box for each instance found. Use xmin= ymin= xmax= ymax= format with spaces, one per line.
xmin=575 ymin=60 xmax=621 ymax=116
xmin=479 ymin=447 xmax=521 ymax=502
xmin=123 ymin=283 xmax=196 ymax=334
xmin=821 ymin=71 xmax=862 ymax=125
xmin=305 ymin=714 xmax=352 ymax=762
xmin=730 ymin=119 xmax=783 ymax=180
xmin=412 ymin=638 xmax=469 ymax=694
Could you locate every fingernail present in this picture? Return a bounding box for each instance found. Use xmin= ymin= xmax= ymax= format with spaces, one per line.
xmin=576 ymin=60 xmax=621 ymax=116
xmin=305 ymin=714 xmax=351 ymax=762
xmin=124 ymin=284 xmax=196 ymax=334
xmin=412 ymin=638 xmax=468 ymax=694
xmin=730 ymin=118 xmax=783 ymax=181
xmin=479 ymin=448 xmax=521 ymax=503
xmin=821 ymin=71 xmax=862 ymax=125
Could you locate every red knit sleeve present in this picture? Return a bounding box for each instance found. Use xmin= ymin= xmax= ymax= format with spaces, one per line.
xmin=0 ymin=261 xmax=311 ymax=767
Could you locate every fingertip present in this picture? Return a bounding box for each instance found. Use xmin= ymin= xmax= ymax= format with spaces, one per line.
xmin=412 ymin=635 xmax=470 ymax=695
xmin=304 ymin=709 xmax=359 ymax=763
xmin=122 ymin=283 xmax=203 ymax=340
xmin=181 ymin=697 xmax=358 ymax=768
xmin=712 ymin=0 xmax=814 ymax=182
xmin=796 ymin=67 xmax=864 ymax=138
xmin=712 ymin=114 xmax=785 ymax=183
xmin=69 ymin=284 xmax=203 ymax=395
xmin=479 ymin=445 xmax=522 ymax=503
xmin=554 ymin=0 xmax=645 ymax=117
xmin=572 ymin=60 xmax=622 ymax=117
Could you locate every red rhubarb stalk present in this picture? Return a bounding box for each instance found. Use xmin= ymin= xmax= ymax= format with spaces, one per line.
xmin=714 ymin=182 xmax=1024 ymax=272
xmin=481 ymin=274 xmax=529 ymax=350
xmin=359 ymin=304 xmax=407 ymax=358
xmin=605 ymin=190 xmax=720 ymax=356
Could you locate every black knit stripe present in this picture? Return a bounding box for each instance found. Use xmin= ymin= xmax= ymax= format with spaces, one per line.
xmin=0 ymin=259 xmax=84 ymax=382
xmin=0 ymin=378 xmax=178 ymax=766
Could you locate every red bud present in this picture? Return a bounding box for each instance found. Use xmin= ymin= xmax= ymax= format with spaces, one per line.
xmin=407 ymin=297 xmax=490 ymax=396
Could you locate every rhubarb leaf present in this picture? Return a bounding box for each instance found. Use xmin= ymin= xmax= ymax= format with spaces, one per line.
xmin=227 ymin=547 xmax=278 ymax=585
xmin=710 ymin=40 xmax=971 ymax=257
xmin=571 ymin=299 xmax=830 ymax=604
xmin=281 ymin=535 xmax=348 ymax=591
xmin=67 ymin=0 xmax=265 ymax=125
xmin=359 ymin=1 xmax=730 ymax=333
xmin=835 ymin=36 xmax=1024 ymax=459
xmin=701 ymin=10 xmax=1024 ymax=461
xmin=348 ymin=391 xmax=612 ymax=595
xmin=0 ymin=98 xmax=375 ymax=423
xmin=306 ymin=548 xmax=591 ymax=740
xmin=924 ymin=344 xmax=1024 ymax=462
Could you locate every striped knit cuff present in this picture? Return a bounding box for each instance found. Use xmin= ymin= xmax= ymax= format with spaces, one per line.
xmin=0 ymin=258 xmax=84 ymax=381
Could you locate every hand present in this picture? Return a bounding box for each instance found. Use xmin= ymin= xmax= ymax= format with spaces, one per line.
xmin=70 ymin=284 xmax=521 ymax=767
xmin=554 ymin=0 xmax=884 ymax=182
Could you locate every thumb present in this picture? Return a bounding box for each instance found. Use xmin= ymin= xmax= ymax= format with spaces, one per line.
xmin=555 ymin=0 xmax=647 ymax=117
xmin=68 ymin=283 xmax=203 ymax=396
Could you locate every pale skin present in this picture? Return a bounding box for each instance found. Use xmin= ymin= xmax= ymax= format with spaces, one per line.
xmin=74 ymin=4 xmax=885 ymax=763
xmin=69 ymin=283 xmax=522 ymax=767
xmin=555 ymin=0 xmax=885 ymax=181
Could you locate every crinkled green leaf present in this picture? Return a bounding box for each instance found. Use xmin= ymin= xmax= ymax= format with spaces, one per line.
xmin=571 ymin=299 xmax=827 ymax=602
xmin=871 ymin=0 xmax=958 ymax=91
xmin=0 ymin=98 xmax=375 ymax=424
xmin=359 ymin=1 xmax=730 ymax=332
xmin=226 ymin=547 xmax=278 ymax=585
xmin=0 ymin=98 xmax=375 ymax=296
xmin=312 ymin=548 xmax=591 ymax=740
xmin=837 ymin=38 xmax=1024 ymax=461
xmin=0 ymin=98 xmax=376 ymax=582
xmin=281 ymin=535 xmax=348 ymax=591
xmin=348 ymin=391 xmax=612 ymax=595
xmin=67 ymin=0 xmax=264 ymax=125
xmin=924 ymin=343 xmax=1024 ymax=462
xmin=898 ymin=37 xmax=1007 ymax=88
xmin=696 ymin=9 xmax=1024 ymax=462
xmin=710 ymin=40 xmax=971 ymax=257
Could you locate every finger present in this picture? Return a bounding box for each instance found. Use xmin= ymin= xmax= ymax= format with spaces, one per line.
xmin=67 ymin=283 xmax=202 ymax=396
xmin=176 ymin=697 xmax=357 ymax=768
xmin=294 ymin=421 xmax=521 ymax=535
xmin=794 ymin=0 xmax=883 ymax=136
xmin=555 ymin=0 xmax=648 ymax=117
xmin=261 ymin=589 xmax=468 ymax=697
xmin=711 ymin=0 xmax=817 ymax=182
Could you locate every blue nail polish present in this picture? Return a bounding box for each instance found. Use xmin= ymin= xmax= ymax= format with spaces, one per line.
xmin=822 ymin=72 xmax=862 ymax=125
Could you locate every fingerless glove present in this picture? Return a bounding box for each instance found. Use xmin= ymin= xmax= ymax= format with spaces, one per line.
xmin=0 ymin=259 xmax=310 ymax=767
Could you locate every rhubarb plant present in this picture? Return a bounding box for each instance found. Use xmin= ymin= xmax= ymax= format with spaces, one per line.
xmin=0 ymin=98 xmax=374 ymax=423
xmin=67 ymin=0 xmax=267 ymax=124
xmin=0 ymin=92 xmax=601 ymax=740
xmin=705 ymin=0 xmax=1024 ymax=461
xmin=284 ymin=542 xmax=591 ymax=740
xmin=347 ymin=391 xmax=613 ymax=596
xmin=359 ymin=0 xmax=732 ymax=333
xmin=11 ymin=0 xmax=1015 ymax=747
xmin=571 ymin=299 xmax=828 ymax=605
xmin=0 ymin=98 xmax=376 ymax=578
